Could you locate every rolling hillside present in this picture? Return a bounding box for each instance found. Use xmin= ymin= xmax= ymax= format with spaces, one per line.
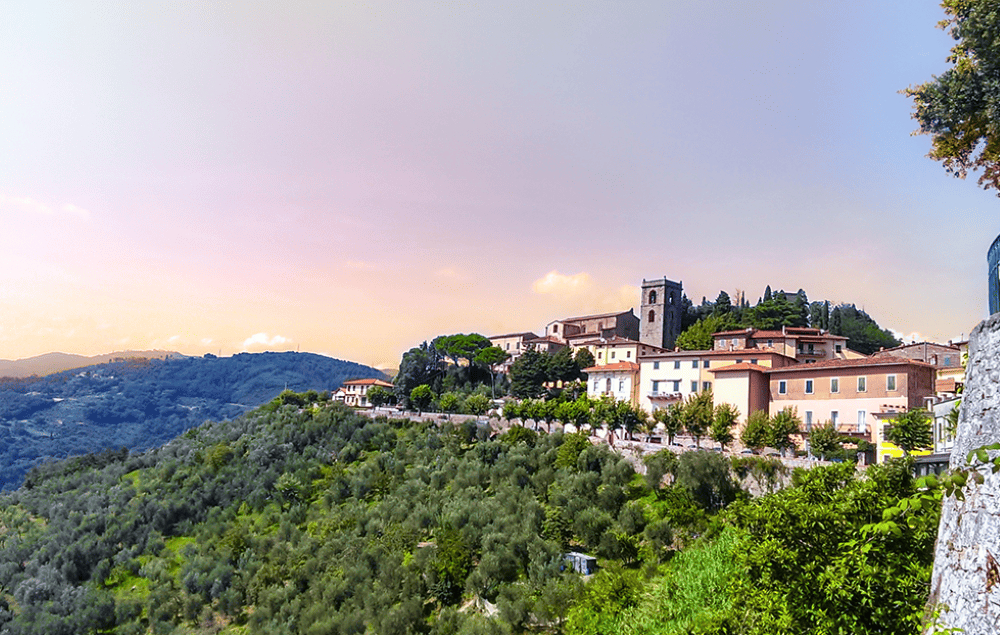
xmin=0 ymin=351 xmax=384 ymax=489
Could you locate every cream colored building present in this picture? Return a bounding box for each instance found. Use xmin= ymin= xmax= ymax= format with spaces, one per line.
xmin=488 ymin=332 xmax=538 ymax=372
xmin=583 ymin=361 xmax=640 ymax=406
xmin=336 ymin=378 xmax=394 ymax=408
xmin=638 ymin=349 xmax=795 ymax=414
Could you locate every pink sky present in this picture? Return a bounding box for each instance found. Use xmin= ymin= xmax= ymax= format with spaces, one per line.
xmin=0 ymin=1 xmax=993 ymax=369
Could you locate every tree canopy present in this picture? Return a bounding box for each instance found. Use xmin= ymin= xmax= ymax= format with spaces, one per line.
xmin=906 ymin=0 xmax=1000 ymax=192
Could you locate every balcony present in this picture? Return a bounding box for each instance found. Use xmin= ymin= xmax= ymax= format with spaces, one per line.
xmin=648 ymin=391 xmax=682 ymax=402
xmin=796 ymin=348 xmax=826 ymax=358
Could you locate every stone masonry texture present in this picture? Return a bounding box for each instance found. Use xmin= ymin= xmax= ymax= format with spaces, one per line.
xmin=927 ymin=312 xmax=1000 ymax=633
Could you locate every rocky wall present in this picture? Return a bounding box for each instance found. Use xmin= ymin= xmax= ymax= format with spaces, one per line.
xmin=927 ymin=313 xmax=1000 ymax=632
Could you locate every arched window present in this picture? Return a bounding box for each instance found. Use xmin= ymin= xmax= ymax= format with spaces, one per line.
xmin=649 ymin=290 xmax=657 ymax=304
xmin=648 ymin=309 xmax=655 ymax=322
xmin=605 ymin=378 xmax=612 ymax=393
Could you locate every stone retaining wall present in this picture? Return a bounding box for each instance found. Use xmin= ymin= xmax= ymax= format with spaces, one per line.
xmin=927 ymin=313 xmax=1000 ymax=632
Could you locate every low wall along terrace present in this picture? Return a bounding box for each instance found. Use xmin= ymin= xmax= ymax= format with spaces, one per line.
xmin=927 ymin=313 xmax=1000 ymax=632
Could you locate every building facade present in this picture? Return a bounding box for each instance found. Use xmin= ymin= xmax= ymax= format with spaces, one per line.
xmin=766 ymin=357 xmax=936 ymax=443
xmin=640 ymin=277 xmax=684 ymax=350
xmin=336 ymin=378 xmax=395 ymax=408
xmin=546 ymin=310 xmax=639 ymax=343
xmin=583 ymin=362 xmax=640 ymax=406
xmin=488 ymin=332 xmax=539 ymax=372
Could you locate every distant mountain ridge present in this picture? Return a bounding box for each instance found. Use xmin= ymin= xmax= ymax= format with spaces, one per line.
xmin=0 ymin=350 xmax=183 ymax=378
xmin=0 ymin=351 xmax=385 ymax=489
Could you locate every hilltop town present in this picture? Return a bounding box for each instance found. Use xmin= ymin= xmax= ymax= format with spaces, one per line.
xmin=343 ymin=277 xmax=967 ymax=470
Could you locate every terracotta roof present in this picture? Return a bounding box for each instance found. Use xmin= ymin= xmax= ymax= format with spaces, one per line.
xmin=527 ymin=336 xmax=565 ymax=344
xmin=765 ymin=357 xmax=935 ymax=373
xmin=489 ymin=332 xmax=538 ymax=340
xmin=748 ymin=330 xmax=787 ymax=338
xmin=342 ymin=378 xmax=394 ymax=387
xmin=708 ymin=363 xmax=769 ymax=374
xmin=554 ymin=309 xmax=634 ymax=323
xmin=876 ymin=342 xmax=960 ymax=354
xmin=582 ymin=362 xmax=640 ymax=373
xmin=713 ymin=329 xmax=753 ymax=337
xmin=640 ymin=348 xmax=794 ymax=360
xmin=593 ymin=336 xmax=641 ymax=345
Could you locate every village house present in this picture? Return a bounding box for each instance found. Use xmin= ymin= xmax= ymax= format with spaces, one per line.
xmin=334 ymin=378 xmax=394 ymax=408
xmin=711 ymin=326 xmax=858 ymax=363
xmin=582 ymin=361 xmax=640 ymax=405
xmin=487 ymin=332 xmax=538 ymax=372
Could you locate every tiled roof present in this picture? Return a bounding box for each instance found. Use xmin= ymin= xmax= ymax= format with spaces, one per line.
xmin=489 ymin=332 xmax=538 ymax=340
xmin=640 ymin=348 xmax=793 ymax=360
xmin=342 ymin=378 xmax=394 ymax=387
xmin=555 ymin=309 xmax=634 ymax=323
xmin=527 ymin=336 xmax=565 ymax=344
xmin=876 ymin=342 xmax=960 ymax=354
xmin=582 ymin=362 xmax=640 ymax=373
xmin=765 ymin=357 xmax=935 ymax=373
xmin=708 ymin=363 xmax=769 ymax=374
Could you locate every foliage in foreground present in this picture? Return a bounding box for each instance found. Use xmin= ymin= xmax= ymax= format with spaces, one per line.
xmin=0 ymin=392 xmax=946 ymax=635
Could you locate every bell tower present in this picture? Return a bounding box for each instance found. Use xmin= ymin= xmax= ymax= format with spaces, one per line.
xmin=640 ymin=277 xmax=683 ymax=349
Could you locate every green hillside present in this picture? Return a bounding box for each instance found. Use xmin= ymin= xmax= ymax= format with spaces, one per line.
xmin=0 ymin=396 xmax=940 ymax=634
xmin=0 ymin=352 xmax=384 ymax=490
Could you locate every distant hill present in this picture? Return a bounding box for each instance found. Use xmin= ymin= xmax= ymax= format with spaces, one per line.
xmin=0 ymin=350 xmax=183 ymax=378
xmin=0 ymin=351 xmax=385 ymax=489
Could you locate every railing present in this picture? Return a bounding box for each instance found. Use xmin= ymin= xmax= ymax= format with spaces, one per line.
xmin=796 ymin=348 xmax=826 ymax=357
xmin=647 ymin=391 xmax=682 ymax=400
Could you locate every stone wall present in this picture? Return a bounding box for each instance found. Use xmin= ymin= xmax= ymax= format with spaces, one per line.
xmin=926 ymin=313 xmax=1000 ymax=632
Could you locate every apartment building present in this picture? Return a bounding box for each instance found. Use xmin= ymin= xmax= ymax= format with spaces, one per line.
xmin=639 ymin=349 xmax=795 ymax=414
xmin=712 ymin=326 xmax=856 ymax=363
xmin=765 ymin=357 xmax=936 ymax=439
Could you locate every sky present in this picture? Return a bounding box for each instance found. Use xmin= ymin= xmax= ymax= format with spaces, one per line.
xmin=0 ymin=1 xmax=995 ymax=370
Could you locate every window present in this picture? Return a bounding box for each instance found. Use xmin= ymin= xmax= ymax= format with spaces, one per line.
xmin=674 ymin=361 xmax=681 ymax=369
xmin=703 ymin=381 xmax=711 ymax=391
xmin=653 ymin=361 xmax=660 ymax=370
xmin=735 ymin=359 xmax=742 ymax=364
xmin=835 ymin=344 xmax=842 ymax=353
xmin=887 ymin=375 xmax=897 ymax=391
xmin=805 ymin=411 xmax=813 ymax=430
xmin=652 ymin=380 xmax=659 ymax=392
xmin=703 ymin=360 xmax=710 ymax=368
xmin=594 ymin=380 xmax=599 ymax=391
xmin=857 ymin=376 xmax=867 ymax=392
xmin=944 ymin=355 xmax=952 ymax=366
xmin=691 ymin=381 xmax=698 ymax=393
xmin=648 ymin=309 xmax=655 ymax=322
xmin=779 ymin=380 xmax=787 ymax=394
xmin=857 ymin=410 xmax=866 ymax=433
xmin=767 ymin=339 xmax=774 ymax=347
xmin=831 ymin=378 xmax=839 ymax=393
xmin=618 ymin=379 xmax=624 ymax=391
xmin=649 ymin=290 xmax=657 ymax=304
xmin=692 ymin=360 xmax=698 ymax=368
xmin=831 ymin=411 xmax=839 ymax=425
xmin=751 ymin=359 xmax=758 ymax=365
xmin=597 ymin=352 xmax=603 ymax=360
xmin=626 ymin=351 xmax=631 ymax=359
xmin=553 ymin=324 xmax=559 ymax=333
xmin=672 ymin=380 xmax=680 ymax=392
xmin=805 ymin=379 xmax=814 ymax=394
xmin=611 ymin=351 xmax=616 ymax=359
xmin=505 ymin=343 xmax=510 ymax=350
